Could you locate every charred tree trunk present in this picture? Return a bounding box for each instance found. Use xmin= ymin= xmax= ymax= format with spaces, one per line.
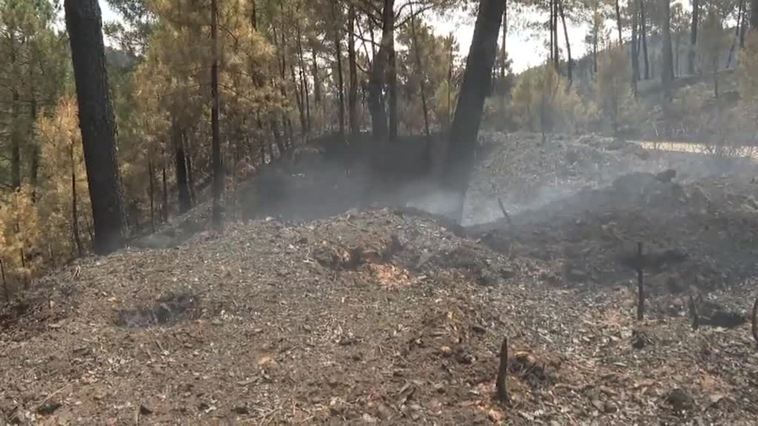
xmin=554 ymin=0 xmax=559 ymax=69
xmin=291 ymin=62 xmax=306 ymax=136
xmin=211 ymin=0 xmax=223 ymax=229
xmin=333 ymin=5 xmax=346 ymax=138
xmin=348 ymin=5 xmax=360 ymax=137
xmin=9 ymin=30 xmax=21 ymax=191
xmin=662 ymin=0 xmax=674 ymax=101
xmin=592 ymin=27 xmax=598 ymax=74
xmin=296 ymin=25 xmax=311 ymax=136
xmin=148 ymin=156 xmax=155 ymax=232
xmin=312 ymin=50 xmax=322 ymax=106
xmin=29 ymin=95 xmax=39 ymax=201
xmin=688 ymin=0 xmax=699 ymax=75
xmin=631 ymin=6 xmax=640 ymax=95
xmin=182 ymin=130 xmax=197 ymax=203
xmin=10 ymin=90 xmax=21 ymax=190
xmin=495 ymin=337 xmax=509 ymax=402
xmin=173 ymin=122 xmax=191 ymax=214
xmin=740 ymin=1 xmax=748 ymax=47
xmin=727 ymin=0 xmax=745 ymax=68
xmin=641 ymin=0 xmax=650 ymax=79
xmin=500 ymin=0 xmax=508 ymax=81
xmin=558 ymin=0 xmax=572 ymax=86
xmin=64 ymin=0 xmax=125 ymax=254
xmin=410 ymin=4 xmax=431 ymax=138
xmin=752 ymin=0 xmax=758 ymax=30
xmin=161 ymin=152 xmax=168 ymax=222
xmin=368 ymin=0 xmax=395 ymax=142
xmin=70 ymin=142 xmax=83 ymax=257
xmin=442 ymin=0 xmax=505 ymax=221
xmin=615 ymin=0 xmax=623 ymax=45
xmin=387 ymin=0 xmax=398 ymax=141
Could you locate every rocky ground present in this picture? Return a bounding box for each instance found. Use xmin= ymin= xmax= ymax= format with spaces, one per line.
xmin=2 ymin=133 xmax=758 ymax=424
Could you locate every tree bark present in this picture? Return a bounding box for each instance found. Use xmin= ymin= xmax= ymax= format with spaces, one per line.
xmin=384 ymin=0 xmax=398 ymax=141
xmin=740 ymin=1 xmax=748 ymax=47
xmin=9 ymin=30 xmax=21 ymax=191
xmin=615 ymin=0 xmax=623 ymax=45
xmin=641 ymin=0 xmax=650 ymax=79
xmin=148 ymin=156 xmax=155 ymax=232
xmin=70 ymin=141 xmax=83 ymax=257
xmin=631 ymin=5 xmax=639 ymax=95
xmin=727 ymin=0 xmax=745 ymax=68
xmin=662 ymin=0 xmax=674 ymax=101
xmin=161 ymin=151 xmax=168 ymax=222
xmin=173 ymin=123 xmax=191 ymax=214
xmin=558 ymin=0 xmax=572 ymax=86
xmin=688 ymin=0 xmax=699 ymax=75
xmin=348 ymin=5 xmax=360 ymax=137
xmin=211 ymin=0 xmax=223 ymax=229
xmin=752 ymin=0 xmax=758 ymax=30
xmin=30 ymin=95 xmax=40 ymax=202
xmin=296 ymin=25 xmax=311 ymax=136
xmin=333 ymin=3 xmax=346 ymax=138
xmin=312 ymin=50 xmax=322 ymax=106
xmin=500 ymin=0 xmax=507 ymax=80
xmin=64 ymin=0 xmax=125 ymax=254
xmin=368 ymin=0 xmax=395 ymax=142
xmin=443 ymin=0 xmax=505 ymax=221
xmin=10 ymin=93 xmax=21 ymax=190
xmin=409 ymin=4 xmax=431 ymax=138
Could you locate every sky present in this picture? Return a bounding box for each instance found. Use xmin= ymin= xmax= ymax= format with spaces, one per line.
xmin=97 ymin=0 xmax=590 ymax=73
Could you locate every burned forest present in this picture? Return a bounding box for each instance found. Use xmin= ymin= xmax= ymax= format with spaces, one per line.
xmin=3 ymin=0 xmax=758 ymax=423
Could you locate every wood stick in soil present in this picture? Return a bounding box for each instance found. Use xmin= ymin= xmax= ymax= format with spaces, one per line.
xmin=497 ymin=198 xmax=512 ymax=226
xmin=0 ymin=258 xmax=8 ymax=302
xmin=688 ymin=294 xmax=699 ymax=330
xmin=496 ymin=337 xmax=509 ymax=402
xmin=637 ymin=242 xmax=644 ymax=321
xmin=752 ymin=297 xmax=758 ymax=348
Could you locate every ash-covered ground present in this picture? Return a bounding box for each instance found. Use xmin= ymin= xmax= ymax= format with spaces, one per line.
xmin=2 ymin=132 xmax=758 ymax=424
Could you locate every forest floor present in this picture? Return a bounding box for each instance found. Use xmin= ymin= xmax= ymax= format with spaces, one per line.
xmin=2 ymin=133 xmax=758 ymax=424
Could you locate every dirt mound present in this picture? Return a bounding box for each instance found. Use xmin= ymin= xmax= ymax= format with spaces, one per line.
xmin=2 ymin=209 xmax=757 ymax=424
xmin=462 ymin=132 xmax=756 ymax=225
xmin=474 ymin=170 xmax=758 ymax=296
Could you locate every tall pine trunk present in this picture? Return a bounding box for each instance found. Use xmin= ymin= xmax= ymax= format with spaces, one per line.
xmin=29 ymin=95 xmax=40 ymax=202
xmin=148 ymin=156 xmax=155 ymax=232
xmin=409 ymin=4 xmax=431 ymax=138
xmin=9 ymin=31 xmax=21 ymax=191
xmin=64 ymin=0 xmax=125 ymax=254
xmin=173 ymin=122 xmax=191 ymax=213
xmin=333 ymin=4 xmax=346 ymax=138
xmin=70 ymin=141 xmax=83 ymax=257
xmin=347 ymin=5 xmax=359 ymax=137
xmin=615 ymin=0 xmax=623 ymax=45
xmin=662 ymin=0 xmax=674 ymax=101
xmin=641 ymin=0 xmax=650 ymax=79
xmin=558 ymin=0 xmax=572 ymax=86
xmin=752 ymin=0 xmax=758 ymax=30
xmin=442 ymin=0 xmax=505 ymax=221
xmin=631 ymin=7 xmax=640 ymax=96
xmin=211 ymin=0 xmax=223 ymax=229
xmin=161 ymin=151 xmax=168 ymax=222
xmin=727 ymin=0 xmax=745 ymax=68
xmin=296 ymin=25 xmax=311 ymax=136
xmin=688 ymin=0 xmax=699 ymax=75
xmin=386 ymin=0 xmax=398 ymax=141
xmin=368 ymin=0 xmax=395 ymax=142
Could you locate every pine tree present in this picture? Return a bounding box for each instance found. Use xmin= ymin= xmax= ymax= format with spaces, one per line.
xmin=64 ymin=0 xmax=126 ymax=254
